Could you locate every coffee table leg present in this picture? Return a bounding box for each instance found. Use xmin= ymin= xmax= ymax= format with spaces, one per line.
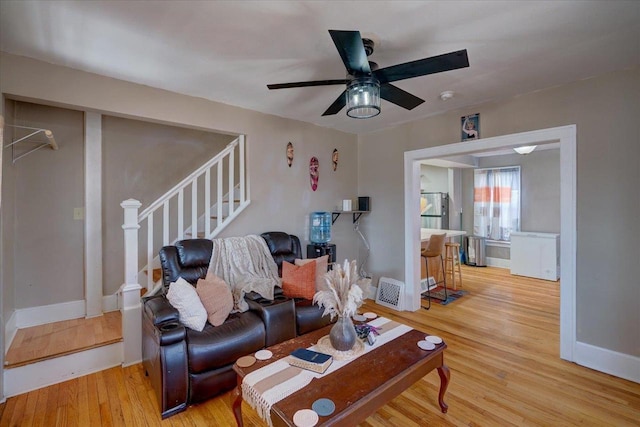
xmin=437 ymin=364 xmax=450 ymax=413
xmin=231 ymin=383 xmax=243 ymax=427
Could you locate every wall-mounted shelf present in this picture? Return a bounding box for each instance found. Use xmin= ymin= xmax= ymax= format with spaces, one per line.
xmin=331 ymin=210 xmax=369 ymax=224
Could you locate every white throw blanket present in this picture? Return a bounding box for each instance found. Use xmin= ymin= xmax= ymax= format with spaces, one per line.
xmin=206 ymin=235 xmax=281 ymax=312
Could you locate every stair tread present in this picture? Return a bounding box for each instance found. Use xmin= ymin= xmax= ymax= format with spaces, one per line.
xmin=143 ymin=268 xmax=162 ymax=283
xmin=5 ymin=311 xmax=122 ymax=368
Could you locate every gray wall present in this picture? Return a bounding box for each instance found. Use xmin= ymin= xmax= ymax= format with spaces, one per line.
xmin=9 ymin=101 xmax=85 ymax=308
xmin=359 ymin=67 xmax=640 ymax=357
xmin=0 ymin=53 xmax=360 ymax=311
xmin=461 ymin=149 xmax=561 ymax=259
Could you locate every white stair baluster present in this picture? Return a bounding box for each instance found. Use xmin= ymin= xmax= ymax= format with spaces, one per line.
xmin=191 ymin=178 xmax=198 ymax=238
xmin=205 ymin=168 xmax=211 ymax=237
xmin=217 ymin=161 xmax=223 ymax=232
xmin=177 ymin=189 xmax=184 ymax=240
xmin=163 ymin=200 xmax=169 ymax=245
xmin=228 ymin=149 xmax=235 ymax=217
xmin=239 ymin=135 xmax=246 ymax=204
xmin=147 ymin=213 xmax=154 ymax=291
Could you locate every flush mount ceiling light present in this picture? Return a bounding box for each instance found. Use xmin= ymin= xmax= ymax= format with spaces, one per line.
xmin=513 ymin=145 xmax=537 ymax=155
xmin=346 ymin=77 xmax=381 ymax=119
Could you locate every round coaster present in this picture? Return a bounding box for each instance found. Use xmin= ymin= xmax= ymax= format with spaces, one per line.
xmin=293 ymin=408 xmax=319 ymax=427
xmin=353 ymin=314 xmax=367 ymax=322
xmin=362 ymin=312 xmax=377 ymax=319
xmin=426 ymin=335 xmax=443 ymax=344
xmin=417 ymin=340 xmax=436 ymax=351
xmin=254 ymin=349 xmax=273 ymax=360
xmin=312 ymin=398 xmax=335 ymax=416
xmin=236 ymin=355 xmax=256 ymax=368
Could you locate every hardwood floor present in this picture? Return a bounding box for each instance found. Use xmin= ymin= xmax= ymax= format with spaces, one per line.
xmin=1 ymin=266 xmax=638 ymax=426
xmin=4 ymin=311 xmax=122 ymax=368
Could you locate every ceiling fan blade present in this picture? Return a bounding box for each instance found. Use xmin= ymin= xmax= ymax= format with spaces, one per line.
xmin=328 ymin=30 xmax=371 ymax=75
xmin=380 ymin=84 xmax=425 ymax=110
xmin=322 ymin=90 xmax=347 ymax=116
xmin=374 ymin=49 xmax=469 ymax=84
xmin=267 ymin=79 xmax=349 ymax=90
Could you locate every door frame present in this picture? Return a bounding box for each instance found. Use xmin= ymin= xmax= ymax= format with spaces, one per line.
xmin=403 ymin=125 xmax=576 ymax=361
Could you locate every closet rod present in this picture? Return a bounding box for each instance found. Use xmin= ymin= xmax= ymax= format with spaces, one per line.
xmin=3 ymin=124 xmax=58 ymax=150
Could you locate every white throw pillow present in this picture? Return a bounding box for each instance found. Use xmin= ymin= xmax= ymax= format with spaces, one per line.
xmin=167 ymin=277 xmax=208 ymax=331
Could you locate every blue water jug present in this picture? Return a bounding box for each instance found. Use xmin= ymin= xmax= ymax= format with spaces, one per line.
xmin=310 ymin=212 xmax=332 ymax=244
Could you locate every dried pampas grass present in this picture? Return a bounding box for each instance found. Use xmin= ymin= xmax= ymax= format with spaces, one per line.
xmin=313 ymin=259 xmax=371 ymax=320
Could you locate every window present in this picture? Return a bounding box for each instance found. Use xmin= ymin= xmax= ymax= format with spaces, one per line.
xmin=473 ymin=166 xmax=520 ymax=242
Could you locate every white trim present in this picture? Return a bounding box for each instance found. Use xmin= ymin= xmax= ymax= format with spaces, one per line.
xmin=3 ymin=342 xmax=122 ymax=398
xmin=486 ymin=257 xmax=510 ymax=269
xmin=4 ymin=311 xmax=17 ymax=355
xmin=14 ymin=300 xmax=85 ymax=328
xmin=574 ymin=341 xmax=640 ymax=384
xmin=405 ymin=125 xmax=577 ymax=363
xmin=85 ymin=112 xmax=103 ymax=317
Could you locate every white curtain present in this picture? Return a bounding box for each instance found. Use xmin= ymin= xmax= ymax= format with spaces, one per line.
xmin=473 ymin=167 xmax=520 ymax=241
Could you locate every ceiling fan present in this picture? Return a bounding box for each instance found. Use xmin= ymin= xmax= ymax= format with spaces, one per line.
xmin=267 ymin=30 xmax=469 ymax=118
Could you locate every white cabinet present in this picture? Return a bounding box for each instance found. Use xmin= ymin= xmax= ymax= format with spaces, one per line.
xmin=510 ymin=232 xmax=559 ymax=281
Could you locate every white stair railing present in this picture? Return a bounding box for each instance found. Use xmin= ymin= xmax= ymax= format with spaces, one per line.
xmin=119 ymin=135 xmax=249 ymax=366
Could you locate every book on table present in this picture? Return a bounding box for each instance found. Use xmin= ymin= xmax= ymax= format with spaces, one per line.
xmin=288 ymin=348 xmax=333 ymax=374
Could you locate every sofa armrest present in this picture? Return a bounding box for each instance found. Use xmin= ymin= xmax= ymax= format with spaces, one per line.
xmin=144 ymin=295 xmax=180 ymax=326
xmin=246 ymin=295 xmax=296 ymax=347
xmin=142 ymin=295 xmax=189 ymax=419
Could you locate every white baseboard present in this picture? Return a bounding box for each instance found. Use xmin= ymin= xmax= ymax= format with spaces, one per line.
xmin=4 ymin=311 xmax=17 ymax=356
xmin=15 ymin=300 xmax=86 ymax=328
xmin=486 ymin=257 xmax=510 ymax=269
xmin=3 ymin=342 xmax=123 ymax=398
xmin=574 ymin=341 xmax=640 ymax=384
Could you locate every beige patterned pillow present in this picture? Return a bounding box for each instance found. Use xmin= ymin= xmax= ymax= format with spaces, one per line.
xmin=295 ymin=255 xmax=329 ymax=291
xmin=166 ymin=277 xmax=208 ymax=331
xmin=197 ymin=273 xmax=233 ymax=327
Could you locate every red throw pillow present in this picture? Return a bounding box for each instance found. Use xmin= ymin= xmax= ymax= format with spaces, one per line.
xmin=282 ymin=260 xmax=317 ymax=300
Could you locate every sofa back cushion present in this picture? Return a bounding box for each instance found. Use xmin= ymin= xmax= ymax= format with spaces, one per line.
xmin=160 ymin=239 xmax=213 ymax=290
xmin=260 ymin=232 xmax=302 ymax=277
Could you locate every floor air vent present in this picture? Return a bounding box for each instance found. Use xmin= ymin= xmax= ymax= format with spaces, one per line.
xmin=375 ymin=277 xmax=405 ymax=311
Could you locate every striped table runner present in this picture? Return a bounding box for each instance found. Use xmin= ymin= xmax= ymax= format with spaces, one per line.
xmin=242 ymin=317 xmax=412 ymax=427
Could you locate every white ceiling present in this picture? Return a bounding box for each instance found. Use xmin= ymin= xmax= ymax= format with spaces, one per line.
xmin=1 ymin=1 xmax=638 ymax=135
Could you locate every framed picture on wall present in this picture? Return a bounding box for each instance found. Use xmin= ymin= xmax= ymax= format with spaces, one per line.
xmin=461 ymin=113 xmax=480 ymax=141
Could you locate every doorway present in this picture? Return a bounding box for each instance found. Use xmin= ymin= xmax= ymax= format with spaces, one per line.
xmin=403 ymin=125 xmax=576 ymax=362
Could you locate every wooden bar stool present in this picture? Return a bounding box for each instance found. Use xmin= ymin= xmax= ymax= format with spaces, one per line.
xmin=444 ymin=242 xmax=463 ymax=290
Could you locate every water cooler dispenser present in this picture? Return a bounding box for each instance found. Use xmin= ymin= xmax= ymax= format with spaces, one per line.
xmin=308 ymin=212 xmax=336 ymax=263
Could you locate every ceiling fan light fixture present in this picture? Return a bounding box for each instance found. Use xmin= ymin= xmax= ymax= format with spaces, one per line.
xmin=513 ymin=145 xmax=537 ymax=155
xmin=346 ymin=77 xmax=380 ymax=119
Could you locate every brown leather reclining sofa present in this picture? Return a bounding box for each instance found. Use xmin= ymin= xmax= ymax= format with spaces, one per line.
xmin=142 ymin=231 xmax=332 ymax=418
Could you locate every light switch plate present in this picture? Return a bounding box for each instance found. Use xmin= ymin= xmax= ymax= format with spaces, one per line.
xmin=73 ymin=207 xmax=84 ymax=220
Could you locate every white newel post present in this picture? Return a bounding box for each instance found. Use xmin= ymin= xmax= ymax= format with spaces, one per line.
xmin=121 ymin=199 xmax=142 ymax=366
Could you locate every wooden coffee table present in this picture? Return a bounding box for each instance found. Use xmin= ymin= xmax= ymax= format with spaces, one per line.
xmin=232 ymin=323 xmax=450 ymax=426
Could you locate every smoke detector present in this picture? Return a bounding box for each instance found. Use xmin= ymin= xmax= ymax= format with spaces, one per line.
xmin=439 ymin=91 xmax=454 ymax=101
